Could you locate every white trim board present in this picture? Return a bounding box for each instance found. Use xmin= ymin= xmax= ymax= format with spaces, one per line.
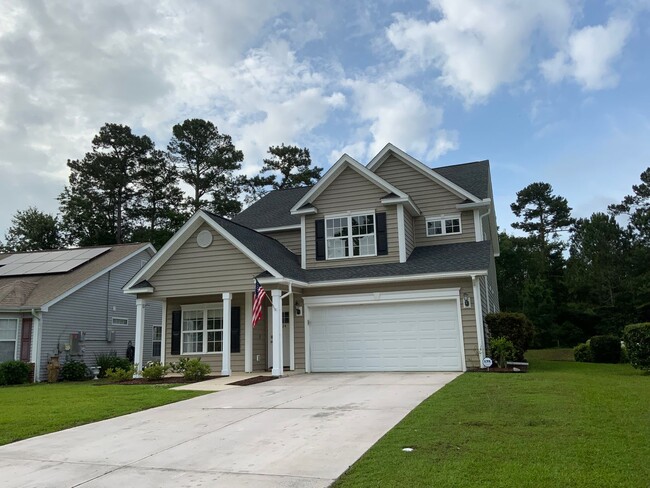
xmin=290 ymin=154 xmax=409 ymax=215
xmin=255 ymin=224 xmax=301 ymax=232
xmin=367 ymin=143 xmax=481 ymax=203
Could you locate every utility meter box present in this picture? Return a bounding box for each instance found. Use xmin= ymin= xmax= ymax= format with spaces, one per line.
xmin=106 ymin=329 xmax=116 ymax=343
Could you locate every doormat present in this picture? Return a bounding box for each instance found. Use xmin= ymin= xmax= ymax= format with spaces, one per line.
xmin=227 ymin=375 xmax=278 ymax=386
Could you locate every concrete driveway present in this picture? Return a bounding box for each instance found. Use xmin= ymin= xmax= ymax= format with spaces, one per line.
xmin=0 ymin=372 xmax=460 ymax=488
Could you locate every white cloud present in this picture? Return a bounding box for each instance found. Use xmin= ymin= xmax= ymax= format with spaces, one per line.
xmin=386 ymin=0 xmax=574 ymax=104
xmin=540 ymin=17 xmax=632 ymax=90
xmin=344 ymin=80 xmax=451 ymax=161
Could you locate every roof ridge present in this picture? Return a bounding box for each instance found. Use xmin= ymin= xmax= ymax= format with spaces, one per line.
xmin=432 ymin=159 xmax=489 ymax=170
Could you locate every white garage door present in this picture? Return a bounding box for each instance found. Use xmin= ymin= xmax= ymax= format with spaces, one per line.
xmin=309 ymin=300 xmax=463 ymax=372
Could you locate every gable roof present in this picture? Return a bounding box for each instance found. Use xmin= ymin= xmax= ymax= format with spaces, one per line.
xmin=231 ymin=186 xmax=310 ymax=230
xmin=290 ymin=154 xmax=412 ymax=214
xmin=367 ymin=143 xmax=483 ymax=203
xmin=434 ymin=160 xmax=490 ymax=200
xmin=0 ymin=243 xmax=154 ymax=310
xmin=202 ymin=212 xmax=304 ymax=281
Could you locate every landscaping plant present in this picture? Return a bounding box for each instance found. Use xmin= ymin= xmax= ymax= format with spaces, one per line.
xmin=484 ymin=312 xmax=534 ymax=361
xmin=60 ymin=360 xmax=89 ymax=381
xmin=489 ymin=336 xmax=516 ymax=368
xmin=0 ymin=360 xmax=30 ymax=385
xmin=95 ymin=351 xmax=133 ymax=378
xmin=182 ymin=358 xmax=210 ymax=381
xmin=168 ymin=357 xmax=190 ymax=373
xmin=589 ymin=335 xmax=621 ymax=363
xmin=105 ymin=365 xmax=136 ymax=382
xmin=573 ymin=342 xmax=593 ymax=362
xmin=141 ymin=361 xmax=170 ymax=381
xmin=623 ymin=322 xmax=650 ymax=372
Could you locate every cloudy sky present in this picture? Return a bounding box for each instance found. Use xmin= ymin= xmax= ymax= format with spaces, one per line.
xmin=1 ymin=0 xmax=649 ymax=239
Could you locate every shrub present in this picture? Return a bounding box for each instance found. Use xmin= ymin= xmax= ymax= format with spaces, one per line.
xmin=0 ymin=360 xmax=30 ymax=385
xmin=574 ymin=343 xmax=593 ymax=363
xmin=182 ymin=358 xmax=210 ymax=381
xmin=168 ymin=357 xmax=190 ymax=374
xmin=589 ymin=335 xmax=621 ymax=363
xmin=485 ymin=312 xmax=534 ymax=361
xmin=623 ymin=322 xmax=650 ymax=372
xmin=95 ymin=352 xmax=133 ymax=378
xmin=141 ymin=361 xmax=169 ymax=381
xmin=105 ymin=365 xmax=135 ymax=382
xmin=61 ymin=360 xmax=89 ymax=381
xmin=489 ymin=336 xmax=516 ymax=368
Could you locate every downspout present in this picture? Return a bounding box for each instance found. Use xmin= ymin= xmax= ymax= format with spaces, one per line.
xmin=471 ymin=276 xmax=486 ymax=367
xmin=30 ymin=308 xmax=42 ymax=382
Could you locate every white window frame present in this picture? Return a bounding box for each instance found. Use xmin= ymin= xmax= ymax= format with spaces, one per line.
xmin=0 ymin=317 xmax=20 ymax=362
xmin=325 ymin=211 xmax=377 ymax=260
xmin=152 ymin=324 xmax=162 ymax=357
xmin=426 ymin=214 xmax=462 ymax=237
xmin=111 ymin=317 xmax=129 ymax=326
xmin=180 ymin=303 xmax=224 ymax=355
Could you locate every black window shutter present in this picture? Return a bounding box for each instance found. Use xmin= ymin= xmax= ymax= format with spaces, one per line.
xmin=376 ymin=212 xmax=388 ymax=255
xmin=230 ymin=307 xmax=241 ymax=353
xmin=315 ymin=219 xmax=326 ymax=261
xmin=171 ymin=310 xmax=181 ymax=355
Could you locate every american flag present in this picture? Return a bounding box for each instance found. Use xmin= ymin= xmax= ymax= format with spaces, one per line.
xmin=252 ymin=279 xmax=266 ymax=328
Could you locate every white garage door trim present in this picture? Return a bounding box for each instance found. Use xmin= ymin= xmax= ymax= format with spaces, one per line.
xmin=304 ymin=288 xmax=466 ymax=373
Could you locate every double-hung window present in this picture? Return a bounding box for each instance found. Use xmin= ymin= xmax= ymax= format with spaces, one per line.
xmin=152 ymin=325 xmax=162 ymax=357
xmin=325 ymin=213 xmax=376 ymax=259
xmin=426 ymin=215 xmax=461 ymax=237
xmin=181 ymin=305 xmax=223 ymax=354
xmin=0 ymin=318 xmax=19 ymax=362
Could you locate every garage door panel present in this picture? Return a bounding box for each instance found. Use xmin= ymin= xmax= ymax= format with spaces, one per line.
xmin=309 ymin=300 xmax=462 ymax=372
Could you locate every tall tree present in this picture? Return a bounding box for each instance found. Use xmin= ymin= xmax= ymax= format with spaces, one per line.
xmin=2 ymin=207 xmax=62 ymax=252
xmin=129 ymin=150 xmax=186 ymax=249
xmin=609 ymin=167 xmax=650 ymax=243
xmin=167 ymin=119 xmax=244 ymax=215
xmin=59 ymin=123 xmax=153 ymax=245
xmin=511 ymin=182 xmax=574 ymax=254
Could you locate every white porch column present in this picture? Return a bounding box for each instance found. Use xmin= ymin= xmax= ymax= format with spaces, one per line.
xmin=160 ymin=299 xmax=167 ymax=366
xmin=289 ymin=293 xmax=295 ymax=370
xmin=134 ymin=298 xmax=146 ymax=377
xmin=271 ymin=289 xmax=283 ymax=376
xmin=222 ymin=292 xmax=232 ymax=376
xmin=244 ymin=291 xmax=253 ymax=373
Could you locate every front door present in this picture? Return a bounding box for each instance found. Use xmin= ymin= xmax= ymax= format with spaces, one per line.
xmin=267 ymin=306 xmax=291 ymax=369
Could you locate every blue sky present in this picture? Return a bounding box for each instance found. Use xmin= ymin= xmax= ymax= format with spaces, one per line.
xmin=1 ymin=0 xmax=649 ymax=239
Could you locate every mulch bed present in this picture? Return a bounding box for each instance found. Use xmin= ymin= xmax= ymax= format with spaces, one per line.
xmin=103 ymin=375 xmax=225 ymax=385
xmin=227 ymin=376 xmax=278 ymax=386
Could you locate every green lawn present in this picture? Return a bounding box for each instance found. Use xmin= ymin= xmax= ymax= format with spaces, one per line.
xmin=0 ymin=382 xmax=208 ymax=445
xmin=334 ymin=351 xmax=649 ymax=488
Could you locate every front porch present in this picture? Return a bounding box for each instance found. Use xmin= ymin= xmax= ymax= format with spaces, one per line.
xmin=133 ymin=288 xmax=306 ymax=378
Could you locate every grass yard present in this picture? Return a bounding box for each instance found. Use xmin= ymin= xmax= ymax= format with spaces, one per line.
xmin=0 ymin=382 xmax=208 ymax=445
xmin=334 ymin=350 xmax=649 ymax=488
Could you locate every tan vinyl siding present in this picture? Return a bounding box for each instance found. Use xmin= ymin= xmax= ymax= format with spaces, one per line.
xmin=405 ymin=213 xmax=415 ymax=258
xmin=164 ymin=293 xmax=268 ymax=373
xmin=262 ymin=229 xmax=301 ymax=256
xmin=304 ymin=278 xmax=481 ymax=369
xmin=375 ymin=155 xmax=475 ymax=247
xmin=148 ymin=224 xmax=263 ymax=299
xmin=305 ymin=167 xmax=399 ymax=269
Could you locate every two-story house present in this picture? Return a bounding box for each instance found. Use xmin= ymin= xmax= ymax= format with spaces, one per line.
xmin=124 ymin=144 xmax=499 ymax=375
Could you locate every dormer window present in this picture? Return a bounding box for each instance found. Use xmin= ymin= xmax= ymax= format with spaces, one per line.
xmin=426 ymin=215 xmax=461 ymax=237
xmin=326 ymin=213 xmax=376 ymax=259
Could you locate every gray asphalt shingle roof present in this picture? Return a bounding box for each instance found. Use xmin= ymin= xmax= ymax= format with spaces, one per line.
xmin=231 ymin=186 xmax=311 ymax=229
xmin=433 ymin=160 xmax=490 ymax=200
xmin=255 ymin=241 xmax=491 ymax=283
xmin=203 ymin=211 xmax=304 ymax=281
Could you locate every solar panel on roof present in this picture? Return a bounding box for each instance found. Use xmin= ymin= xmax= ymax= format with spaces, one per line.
xmin=0 ymin=247 xmax=111 ymax=277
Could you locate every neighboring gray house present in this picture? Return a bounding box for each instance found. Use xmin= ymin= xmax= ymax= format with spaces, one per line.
xmin=125 ymin=143 xmax=500 ymax=377
xmin=0 ymin=243 xmax=161 ymax=382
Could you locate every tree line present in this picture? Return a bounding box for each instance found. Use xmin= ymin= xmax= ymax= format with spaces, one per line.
xmin=498 ymin=170 xmax=650 ymax=346
xmin=1 ymin=120 xmax=322 ymax=250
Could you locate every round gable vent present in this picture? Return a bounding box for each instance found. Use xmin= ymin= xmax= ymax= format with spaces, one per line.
xmin=196 ymin=229 xmax=213 ymax=248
